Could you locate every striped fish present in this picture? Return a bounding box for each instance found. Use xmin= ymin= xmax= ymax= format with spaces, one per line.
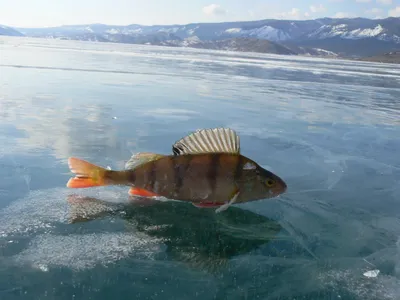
xmin=66 ymin=128 xmax=287 ymax=212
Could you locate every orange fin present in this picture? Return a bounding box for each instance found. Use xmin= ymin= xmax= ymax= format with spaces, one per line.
xmin=192 ymin=202 xmax=222 ymax=208
xmin=128 ymin=187 xmax=159 ymax=197
xmin=66 ymin=157 xmax=108 ymax=188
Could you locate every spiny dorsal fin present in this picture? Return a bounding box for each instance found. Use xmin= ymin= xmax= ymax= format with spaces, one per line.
xmin=172 ymin=128 xmax=240 ymax=155
xmin=125 ymin=152 xmax=165 ymax=170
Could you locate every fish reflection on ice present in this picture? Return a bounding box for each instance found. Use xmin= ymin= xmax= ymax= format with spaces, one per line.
xmin=0 ymin=187 xmax=161 ymax=271
xmin=2 ymin=187 xmax=400 ymax=299
xmin=66 ymin=194 xmax=283 ymax=273
xmin=0 ymin=186 xmax=284 ymax=274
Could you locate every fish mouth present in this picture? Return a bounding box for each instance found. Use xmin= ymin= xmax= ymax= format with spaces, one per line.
xmin=281 ymin=181 xmax=287 ymax=193
xmin=270 ymin=179 xmax=287 ymax=197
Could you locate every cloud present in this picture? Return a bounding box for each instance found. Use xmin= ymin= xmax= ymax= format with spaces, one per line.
xmin=202 ymin=4 xmax=226 ymax=16
xmin=365 ymin=7 xmax=384 ymax=18
xmin=310 ymin=4 xmax=327 ymax=13
xmin=377 ymin=0 xmax=392 ymax=5
xmin=355 ymin=0 xmax=371 ymax=2
xmin=388 ymin=6 xmax=400 ymax=17
xmin=366 ymin=7 xmax=383 ymax=14
xmin=277 ymin=8 xmax=301 ymax=19
xmin=333 ymin=12 xmax=354 ymax=18
xmin=304 ymin=12 xmax=311 ymax=17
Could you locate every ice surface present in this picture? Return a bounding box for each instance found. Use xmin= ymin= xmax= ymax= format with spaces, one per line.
xmin=0 ymin=36 xmax=399 ymax=299
xmin=0 ymin=187 xmax=165 ymax=273
xmin=13 ymin=232 xmax=162 ymax=271
xmin=0 ymin=187 xmax=129 ymax=238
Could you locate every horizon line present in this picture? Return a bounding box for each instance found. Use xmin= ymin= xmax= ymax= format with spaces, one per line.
xmin=4 ymin=16 xmax=398 ymax=30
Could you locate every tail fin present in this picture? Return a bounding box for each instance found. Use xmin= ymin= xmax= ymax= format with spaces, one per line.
xmin=66 ymin=157 xmax=109 ymax=188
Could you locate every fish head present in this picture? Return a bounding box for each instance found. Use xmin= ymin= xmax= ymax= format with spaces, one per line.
xmin=238 ymin=160 xmax=287 ymax=202
xmin=258 ymin=166 xmax=287 ymax=197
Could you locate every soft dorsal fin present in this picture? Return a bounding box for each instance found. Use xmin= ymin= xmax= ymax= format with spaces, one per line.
xmin=172 ymin=128 xmax=240 ymax=155
xmin=125 ymin=152 xmax=165 ymax=170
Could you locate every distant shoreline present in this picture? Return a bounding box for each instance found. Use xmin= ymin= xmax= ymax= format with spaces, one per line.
xmin=1 ymin=16 xmax=399 ymax=64
xmin=0 ymin=34 xmax=399 ymax=65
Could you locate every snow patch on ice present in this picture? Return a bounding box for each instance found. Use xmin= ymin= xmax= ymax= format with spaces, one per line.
xmin=13 ymin=232 xmax=162 ymax=271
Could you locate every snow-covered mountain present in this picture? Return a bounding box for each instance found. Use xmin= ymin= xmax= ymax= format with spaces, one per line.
xmin=15 ymin=20 xmax=322 ymax=42
xmin=17 ymin=17 xmax=400 ymax=42
xmin=306 ymin=19 xmax=400 ymax=43
xmin=0 ymin=25 xmax=24 ymax=36
xmin=222 ymin=25 xmax=292 ymax=41
xmin=3 ymin=17 xmax=400 ymax=57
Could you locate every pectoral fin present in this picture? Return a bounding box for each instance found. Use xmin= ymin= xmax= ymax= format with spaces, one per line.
xmin=215 ymin=190 xmax=240 ymax=213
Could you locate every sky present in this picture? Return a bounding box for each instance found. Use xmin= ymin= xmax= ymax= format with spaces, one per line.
xmin=0 ymin=0 xmax=399 ymax=28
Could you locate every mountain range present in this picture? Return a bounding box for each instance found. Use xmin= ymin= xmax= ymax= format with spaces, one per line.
xmin=0 ymin=25 xmax=24 ymax=37
xmin=1 ymin=17 xmax=399 ymax=60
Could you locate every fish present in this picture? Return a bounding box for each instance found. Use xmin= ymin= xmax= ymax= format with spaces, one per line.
xmin=66 ymin=127 xmax=287 ymax=212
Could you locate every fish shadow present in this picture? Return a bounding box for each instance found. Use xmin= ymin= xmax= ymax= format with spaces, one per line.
xmin=66 ymin=194 xmax=283 ymax=273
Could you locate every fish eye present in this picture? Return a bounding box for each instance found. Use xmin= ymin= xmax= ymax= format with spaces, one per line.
xmin=265 ymin=178 xmax=275 ymax=187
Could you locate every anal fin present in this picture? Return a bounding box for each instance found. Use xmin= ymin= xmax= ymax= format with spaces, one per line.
xmin=192 ymin=202 xmax=222 ymax=208
xmin=129 ymin=187 xmax=160 ymax=198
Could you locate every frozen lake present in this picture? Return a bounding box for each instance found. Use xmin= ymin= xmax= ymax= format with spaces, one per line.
xmin=0 ymin=36 xmax=400 ymax=300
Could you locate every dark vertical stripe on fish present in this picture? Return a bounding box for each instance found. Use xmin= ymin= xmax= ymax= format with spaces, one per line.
xmin=174 ymin=155 xmax=192 ymax=195
xmin=207 ymin=154 xmax=221 ymax=194
xmin=162 ymin=156 xmax=175 ymax=194
xmin=147 ymin=161 xmax=156 ymax=191
xmin=234 ymin=155 xmax=244 ymax=182
xmin=127 ymin=170 xmax=136 ymax=184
